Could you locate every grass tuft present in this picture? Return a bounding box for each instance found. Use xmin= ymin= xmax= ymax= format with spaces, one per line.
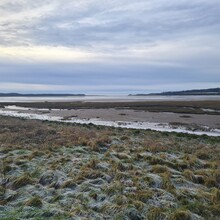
xmin=25 ymin=196 xmax=43 ymax=208
xmin=171 ymin=209 xmax=191 ymax=220
xmin=11 ymin=174 xmax=34 ymax=190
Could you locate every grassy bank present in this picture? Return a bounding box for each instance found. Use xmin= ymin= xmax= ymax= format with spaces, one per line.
xmin=0 ymin=116 xmax=219 ymax=219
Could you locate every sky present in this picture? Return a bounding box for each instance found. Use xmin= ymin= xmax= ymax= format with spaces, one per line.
xmin=0 ymin=0 xmax=220 ymax=94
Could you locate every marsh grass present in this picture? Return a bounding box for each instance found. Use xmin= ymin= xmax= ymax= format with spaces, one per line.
xmin=0 ymin=116 xmax=219 ymax=219
xmin=147 ymin=207 xmax=165 ymax=220
xmin=212 ymin=189 xmax=220 ymax=203
xmin=152 ymin=165 xmax=169 ymax=173
xmin=61 ymin=179 xmax=77 ymax=189
xmin=25 ymin=196 xmax=43 ymax=208
xmin=171 ymin=209 xmax=191 ymax=220
xmin=0 ymin=185 xmax=6 ymax=197
xmin=127 ymin=190 xmax=154 ymax=203
xmin=11 ymin=174 xmax=34 ymax=190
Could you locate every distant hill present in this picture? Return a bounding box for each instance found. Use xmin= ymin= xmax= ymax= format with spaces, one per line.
xmin=0 ymin=93 xmax=85 ymax=97
xmin=129 ymin=88 xmax=220 ymax=96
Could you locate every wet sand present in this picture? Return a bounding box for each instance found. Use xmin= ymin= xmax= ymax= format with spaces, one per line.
xmin=44 ymin=108 xmax=220 ymax=129
xmin=1 ymin=105 xmax=220 ymax=136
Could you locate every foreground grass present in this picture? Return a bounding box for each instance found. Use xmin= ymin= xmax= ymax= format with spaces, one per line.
xmin=0 ymin=116 xmax=219 ymax=219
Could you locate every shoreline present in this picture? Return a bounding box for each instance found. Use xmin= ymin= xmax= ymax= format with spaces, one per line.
xmin=0 ymin=98 xmax=220 ymax=136
xmin=0 ymin=107 xmax=220 ymax=136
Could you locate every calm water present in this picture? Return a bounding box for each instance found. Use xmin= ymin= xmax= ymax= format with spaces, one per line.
xmin=0 ymin=95 xmax=220 ymax=102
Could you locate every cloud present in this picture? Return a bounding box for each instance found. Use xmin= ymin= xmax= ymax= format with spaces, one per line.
xmin=1 ymin=0 xmax=220 ymax=48
xmin=0 ymin=46 xmax=99 ymax=63
xmin=0 ymin=0 xmax=219 ymax=93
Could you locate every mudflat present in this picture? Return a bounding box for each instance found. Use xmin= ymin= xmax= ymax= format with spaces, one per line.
xmin=0 ymin=100 xmax=220 ymax=132
xmin=3 ymin=108 xmax=219 ymax=129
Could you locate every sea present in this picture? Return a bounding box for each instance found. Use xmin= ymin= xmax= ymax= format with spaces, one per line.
xmin=0 ymin=95 xmax=220 ymax=102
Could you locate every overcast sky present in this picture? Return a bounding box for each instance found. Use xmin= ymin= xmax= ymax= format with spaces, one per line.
xmin=0 ymin=0 xmax=219 ymax=94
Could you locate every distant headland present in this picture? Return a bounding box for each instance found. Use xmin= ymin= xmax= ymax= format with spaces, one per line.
xmin=129 ymin=87 xmax=220 ymax=96
xmin=0 ymin=93 xmax=85 ymax=97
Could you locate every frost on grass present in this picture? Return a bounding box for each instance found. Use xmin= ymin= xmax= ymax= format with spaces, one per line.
xmin=0 ymin=116 xmax=219 ymax=219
